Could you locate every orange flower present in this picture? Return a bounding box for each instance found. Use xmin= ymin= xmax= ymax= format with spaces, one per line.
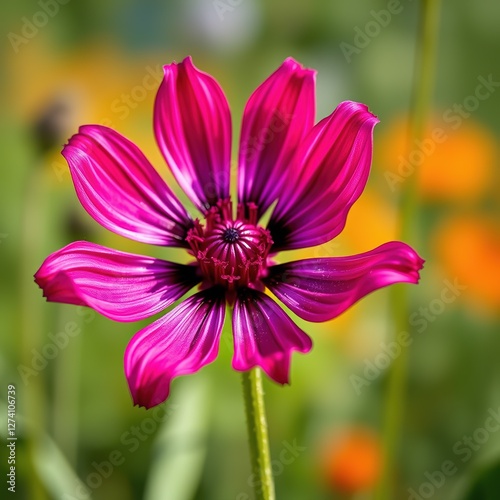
xmin=377 ymin=115 xmax=497 ymax=201
xmin=320 ymin=427 xmax=382 ymax=493
xmin=434 ymin=215 xmax=500 ymax=311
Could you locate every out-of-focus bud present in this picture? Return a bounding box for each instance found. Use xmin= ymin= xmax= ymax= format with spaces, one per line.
xmin=31 ymin=94 xmax=75 ymax=154
xmin=64 ymin=208 xmax=96 ymax=243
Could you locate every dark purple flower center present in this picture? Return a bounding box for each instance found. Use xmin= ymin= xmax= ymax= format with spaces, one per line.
xmin=186 ymin=199 xmax=273 ymax=293
xmin=223 ymin=227 xmax=240 ymax=243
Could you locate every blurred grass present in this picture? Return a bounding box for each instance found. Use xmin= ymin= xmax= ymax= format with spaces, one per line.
xmin=1 ymin=1 xmax=500 ymax=499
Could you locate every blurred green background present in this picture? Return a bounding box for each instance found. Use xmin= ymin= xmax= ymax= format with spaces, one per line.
xmin=1 ymin=1 xmax=500 ymax=499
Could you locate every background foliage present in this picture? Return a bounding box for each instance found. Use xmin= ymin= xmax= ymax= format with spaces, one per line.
xmin=1 ymin=1 xmax=499 ymax=499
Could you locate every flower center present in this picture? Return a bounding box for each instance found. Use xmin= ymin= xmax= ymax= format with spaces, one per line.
xmin=186 ymin=200 xmax=272 ymax=291
xmin=223 ymin=227 xmax=240 ymax=243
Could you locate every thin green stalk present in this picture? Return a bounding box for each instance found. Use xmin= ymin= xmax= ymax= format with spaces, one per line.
xmin=376 ymin=1 xmax=441 ymax=498
xmin=242 ymin=368 xmax=275 ymax=500
xmin=21 ymin=168 xmax=49 ymax=500
xmin=402 ymin=0 xmax=442 ymax=241
xmin=53 ymin=306 xmax=81 ymax=466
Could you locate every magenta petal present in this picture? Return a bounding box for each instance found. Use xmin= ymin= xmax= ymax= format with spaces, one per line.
xmin=154 ymin=57 xmax=231 ymax=212
xmin=125 ymin=288 xmax=226 ymax=408
xmin=264 ymin=242 xmax=425 ymax=322
xmin=232 ymin=288 xmax=312 ymax=385
xmin=34 ymin=241 xmax=200 ymax=322
xmin=268 ymin=101 xmax=379 ymax=250
xmin=63 ymin=125 xmax=192 ymax=247
xmin=238 ymin=58 xmax=315 ymax=219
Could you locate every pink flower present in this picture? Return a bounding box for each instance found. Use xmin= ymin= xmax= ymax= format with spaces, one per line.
xmin=35 ymin=57 xmax=424 ymax=408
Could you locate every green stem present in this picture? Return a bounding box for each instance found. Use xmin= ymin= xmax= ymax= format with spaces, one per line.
xmin=21 ymin=168 xmax=49 ymax=500
xmin=241 ymin=368 xmax=275 ymax=500
xmin=402 ymin=0 xmax=442 ymax=240
xmin=376 ymin=1 xmax=441 ymax=498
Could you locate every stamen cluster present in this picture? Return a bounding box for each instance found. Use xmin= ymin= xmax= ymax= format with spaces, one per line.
xmin=186 ymin=200 xmax=273 ymax=294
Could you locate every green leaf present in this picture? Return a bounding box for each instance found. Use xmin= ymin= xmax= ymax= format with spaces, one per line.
xmin=1 ymin=398 xmax=89 ymax=498
xmin=144 ymin=375 xmax=211 ymax=500
xmin=462 ymin=460 xmax=500 ymax=500
xmin=32 ymin=433 xmax=91 ymax=500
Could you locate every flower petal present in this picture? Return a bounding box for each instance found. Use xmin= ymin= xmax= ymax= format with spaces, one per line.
xmin=63 ymin=125 xmax=192 ymax=247
xmin=34 ymin=241 xmax=200 ymax=322
xmin=238 ymin=58 xmax=315 ymax=219
xmin=125 ymin=288 xmax=226 ymax=408
xmin=154 ymin=56 xmax=231 ymax=212
xmin=232 ymin=288 xmax=312 ymax=385
xmin=268 ymin=101 xmax=379 ymax=250
xmin=264 ymin=242 xmax=424 ymax=322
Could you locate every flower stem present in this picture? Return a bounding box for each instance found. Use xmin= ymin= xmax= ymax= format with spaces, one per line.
xmin=376 ymin=1 xmax=441 ymax=498
xmin=241 ymin=368 xmax=275 ymax=500
xmin=403 ymin=0 xmax=442 ymax=237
